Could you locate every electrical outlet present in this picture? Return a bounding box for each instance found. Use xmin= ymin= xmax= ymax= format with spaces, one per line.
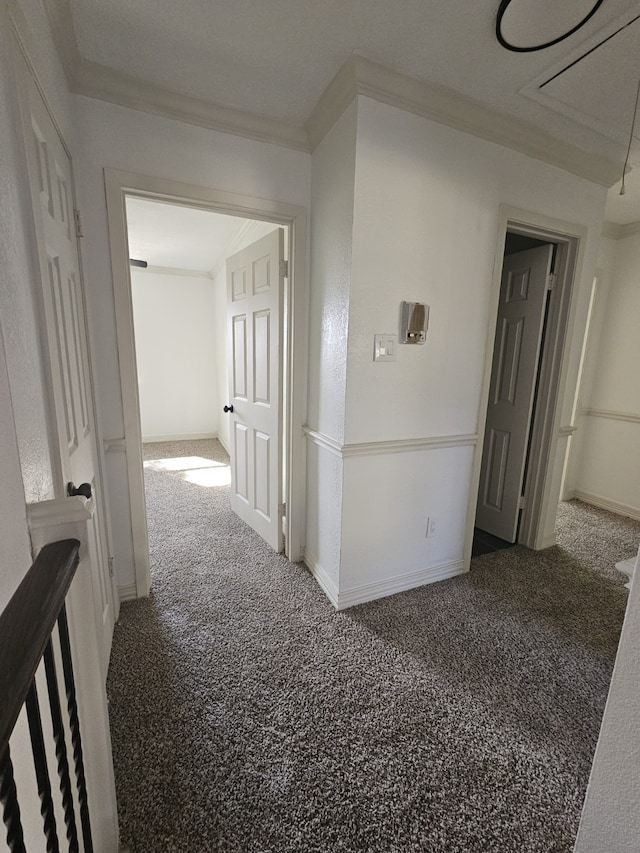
xmin=426 ymin=516 xmax=438 ymax=538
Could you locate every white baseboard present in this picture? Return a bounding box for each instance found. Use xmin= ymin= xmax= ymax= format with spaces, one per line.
xmin=303 ymin=549 xmax=339 ymax=608
xmin=217 ymin=434 xmax=230 ymax=455
xmin=142 ymin=432 xmax=219 ymax=444
xmin=118 ymin=582 xmax=138 ymax=601
xmin=337 ymin=559 xmax=467 ymax=610
xmin=570 ymin=490 xmax=640 ymax=522
xmin=304 ymin=550 xmax=466 ymax=610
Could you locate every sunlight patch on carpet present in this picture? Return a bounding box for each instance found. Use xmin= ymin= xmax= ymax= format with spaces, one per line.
xmin=144 ymin=455 xmax=232 ymax=487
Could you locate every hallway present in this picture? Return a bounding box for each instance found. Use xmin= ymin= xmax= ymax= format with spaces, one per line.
xmin=106 ymin=440 xmax=638 ymax=852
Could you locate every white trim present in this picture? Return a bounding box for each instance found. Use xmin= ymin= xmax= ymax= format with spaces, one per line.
xmin=464 ymin=207 xmax=586 ymax=564
xmin=559 ymin=424 xmax=578 ymax=437
xmin=103 ymin=438 xmax=126 ymax=453
xmin=141 ymin=265 xmax=213 ymax=278
xmin=303 ymin=549 xmax=340 ymax=609
xmin=117 ymin=582 xmax=138 ymax=602
xmin=571 ymin=491 xmax=640 ymax=522
xmin=105 ymin=169 xmax=308 ymax=596
xmin=306 ymin=56 xmax=619 ymax=185
xmin=336 ymin=560 xmax=466 ymax=611
xmin=342 ymin=433 xmax=478 ymax=457
xmin=27 ymin=496 xmax=95 ymax=530
xmin=75 ymin=59 xmax=309 ymax=152
xmin=302 ymin=428 xmax=343 ymax=458
xmin=538 ymin=534 xmax=557 ymax=550
xmin=582 ymin=408 xmax=640 ymax=425
xmin=40 ymin=1 xmax=619 ymax=182
xmin=142 ymin=432 xmax=219 ymax=444
xmin=601 ymin=221 xmax=640 ymax=241
xmin=303 ymin=427 xmax=478 ymax=458
xmin=217 ymin=433 xmax=230 ymax=456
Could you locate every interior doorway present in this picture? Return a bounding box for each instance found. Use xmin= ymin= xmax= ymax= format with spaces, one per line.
xmin=467 ymin=208 xmax=584 ymax=562
xmin=474 ymin=232 xmax=556 ymax=554
xmin=104 ymin=170 xmax=308 ymax=597
xmin=124 ymin=197 xmax=287 ymax=557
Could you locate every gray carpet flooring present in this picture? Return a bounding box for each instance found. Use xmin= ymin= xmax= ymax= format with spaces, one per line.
xmin=107 ymin=439 xmax=640 ymax=852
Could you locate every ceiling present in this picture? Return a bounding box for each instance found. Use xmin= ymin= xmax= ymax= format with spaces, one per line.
xmin=57 ymin=1 xmax=640 ymax=224
xmin=125 ymin=197 xmax=278 ymax=273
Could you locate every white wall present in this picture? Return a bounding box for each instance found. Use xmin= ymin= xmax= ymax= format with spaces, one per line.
xmin=131 ymin=268 xmax=220 ymax=441
xmin=566 ymin=232 xmax=640 ymax=517
xmin=575 ymin=546 xmax=640 ymax=852
xmin=71 ymin=95 xmax=311 ymax=589
xmin=309 ymin=95 xmax=606 ymax=605
xmin=305 ymin=100 xmax=358 ymax=594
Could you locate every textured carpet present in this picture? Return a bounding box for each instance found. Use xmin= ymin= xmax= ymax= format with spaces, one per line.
xmin=107 ymin=440 xmax=639 ymax=853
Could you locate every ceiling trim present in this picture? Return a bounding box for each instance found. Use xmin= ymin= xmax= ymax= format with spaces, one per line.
xmin=307 ymin=56 xmax=620 ymax=186
xmin=42 ymin=0 xmax=620 ymax=185
xmin=601 ymin=219 xmax=640 ymax=239
xmin=74 ymin=59 xmax=309 ymax=152
xmin=134 ymin=265 xmax=214 ymax=278
xmin=41 ymin=0 xmax=309 ymax=152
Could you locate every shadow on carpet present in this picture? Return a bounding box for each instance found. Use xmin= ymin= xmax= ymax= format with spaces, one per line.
xmin=108 ymin=446 xmax=636 ymax=853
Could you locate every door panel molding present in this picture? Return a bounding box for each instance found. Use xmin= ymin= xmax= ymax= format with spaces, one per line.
xmin=104 ymin=169 xmax=308 ymax=595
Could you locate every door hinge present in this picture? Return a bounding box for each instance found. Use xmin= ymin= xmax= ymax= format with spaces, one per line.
xmin=546 ymin=272 xmax=556 ymax=291
xmin=279 ymin=502 xmax=286 ymax=518
xmin=518 ymin=495 xmax=527 ymax=510
xmin=74 ymin=208 xmax=84 ymax=238
xmin=108 ymin=556 xmax=115 ymax=577
xmin=280 ymin=259 xmax=288 ymax=278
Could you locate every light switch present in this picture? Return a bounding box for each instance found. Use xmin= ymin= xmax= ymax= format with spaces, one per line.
xmin=374 ymin=334 xmax=397 ymax=362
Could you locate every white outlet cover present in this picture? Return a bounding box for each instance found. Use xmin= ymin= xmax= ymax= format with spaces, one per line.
xmin=374 ymin=334 xmax=397 ymax=362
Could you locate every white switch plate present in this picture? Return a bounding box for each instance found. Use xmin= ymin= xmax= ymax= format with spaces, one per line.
xmin=374 ymin=334 xmax=397 ymax=362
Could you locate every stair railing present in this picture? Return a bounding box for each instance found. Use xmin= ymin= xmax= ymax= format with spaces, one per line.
xmin=0 ymin=538 xmax=93 ymax=852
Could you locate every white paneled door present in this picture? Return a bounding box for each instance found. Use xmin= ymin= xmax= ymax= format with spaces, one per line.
xmin=226 ymin=230 xmax=284 ymax=551
xmin=477 ymin=245 xmax=553 ymax=542
xmin=19 ymin=67 xmax=117 ymax=671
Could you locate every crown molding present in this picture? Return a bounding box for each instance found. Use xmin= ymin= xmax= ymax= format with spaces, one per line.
xmin=136 ymin=265 xmax=213 ymax=279
xmin=601 ymin=219 xmax=640 ymax=240
xmin=306 ymin=55 xmax=621 ymax=186
xmin=74 ymin=59 xmax=309 ymax=151
xmin=39 ymin=1 xmax=621 ymax=183
xmin=39 ymin=0 xmax=308 ymax=151
xmin=41 ymin=0 xmax=81 ymax=87
xmin=305 ymin=58 xmax=358 ymax=150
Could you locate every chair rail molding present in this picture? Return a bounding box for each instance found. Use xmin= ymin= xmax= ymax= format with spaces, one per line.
xmin=581 ymin=408 xmax=640 ymax=424
xmin=303 ymin=427 xmax=478 ymax=458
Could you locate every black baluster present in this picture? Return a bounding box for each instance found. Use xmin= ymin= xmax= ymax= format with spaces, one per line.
xmin=44 ymin=639 xmax=79 ymax=852
xmin=0 ymin=745 xmax=26 ymax=853
xmin=25 ymin=681 xmax=59 ymax=851
xmin=57 ymin=605 xmax=93 ymax=853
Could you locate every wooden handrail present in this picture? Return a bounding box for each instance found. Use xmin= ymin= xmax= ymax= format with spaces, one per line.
xmin=0 ymin=539 xmax=80 ymax=753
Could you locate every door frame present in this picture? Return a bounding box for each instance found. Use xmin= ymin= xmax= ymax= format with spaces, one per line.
xmin=104 ymin=169 xmax=308 ymax=597
xmin=464 ymin=205 xmax=587 ymax=564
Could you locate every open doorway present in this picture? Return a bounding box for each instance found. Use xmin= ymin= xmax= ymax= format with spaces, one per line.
xmin=104 ymin=170 xmax=308 ymax=598
xmin=473 ymin=232 xmax=556 ymax=556
xmin=125 ymin=197 xmax=287 ymax=572
xmin=467 ymin=209 xmax=584 ymax=562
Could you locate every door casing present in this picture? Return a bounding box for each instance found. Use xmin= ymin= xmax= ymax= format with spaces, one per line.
xmin=464 ymin=206 xmax=586 ymax=565
xmin=104 ymin=169 xmax=308 ymax=597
